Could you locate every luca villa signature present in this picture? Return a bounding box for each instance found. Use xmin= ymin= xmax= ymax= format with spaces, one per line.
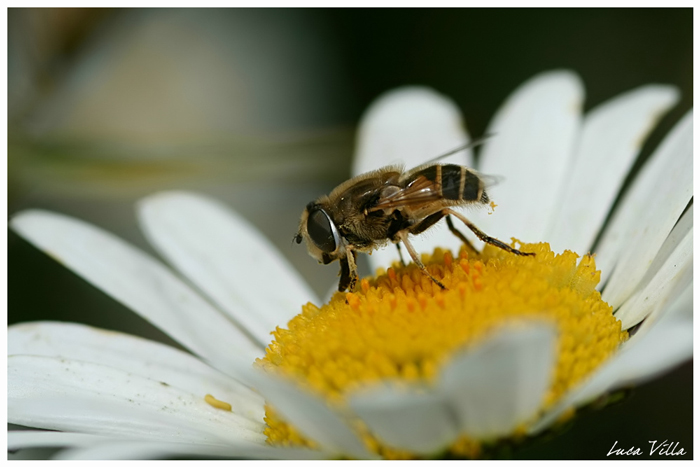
xmin=608 ymin=440 xmax=686 ymax=457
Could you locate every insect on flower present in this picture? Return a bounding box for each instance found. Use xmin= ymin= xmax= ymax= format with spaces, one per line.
xmin=295 ymin=138 xmax=535 ymax=291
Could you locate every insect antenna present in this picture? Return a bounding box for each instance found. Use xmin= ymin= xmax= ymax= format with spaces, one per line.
xmin=424 ymin=133 xmax=495 ymax=164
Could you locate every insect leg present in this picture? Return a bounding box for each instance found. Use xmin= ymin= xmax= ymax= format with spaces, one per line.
xmin=395 ymin=243 xmax=406 ymax=267
xmin=444 ymin=215 xmax=479 ymax=254
xmin=407 ymin=211 xmax=445 ymax=235
xmin=390 ymin=211 xmax=444 ymax=267
xmin=444 ymin=209 xmax=535 ymax=257
xmin=338 ymin=256 xmax=352 ymax=291
xmin=398 ymin=231 xmax=446 ymax=289
xmin=339 ymin=249 xmax=359 ymax=292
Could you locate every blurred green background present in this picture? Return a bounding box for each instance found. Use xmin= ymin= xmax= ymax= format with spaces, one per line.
xmin=8 ymin=8 xmax=692 ymax=459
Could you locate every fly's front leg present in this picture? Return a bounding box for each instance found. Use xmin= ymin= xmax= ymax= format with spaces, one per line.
xmin=398 ymin=231 xmax=446 ymax=289
xmin=346 ymin=249 xmax=359 ymax=290
xmin=444 ymin=209 xmax=535 ymax=257
xmin=338 ymin=256 xmax=351 ymax=291
xmin=338 ymin=249 xmax=359 ymax=292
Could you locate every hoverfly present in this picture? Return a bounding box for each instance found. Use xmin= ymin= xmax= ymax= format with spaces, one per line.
xmin=294 ymin=138 xmax=534 ymax=291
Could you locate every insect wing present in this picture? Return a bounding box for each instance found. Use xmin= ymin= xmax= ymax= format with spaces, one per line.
xmin=479 ymin=173 xmax=504 ymax=189
xmin=368 ymin=175 xmax=442 ymax=212
xmin=421 ymin=134 xmax=494 ymax=165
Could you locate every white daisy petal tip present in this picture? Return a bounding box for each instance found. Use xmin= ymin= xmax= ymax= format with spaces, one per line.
xmin=358 ymin=86 xmax=462 ymax=128
xmin=136 ymin=189 xmax=208 ymax=214
xmin=348 ymin=381 xmax=459 ymax=455
xmin=490 ymin=69 xmax=585 ymax=137
xmin=439 ymin=320 xmax=557 ymax=439
xmin=245 ymin=366 xmax=380 ymax=459
xmin=513 ymin=69 xmax=585 ymax=114
xmin=354 ymin=85 xmax=472 ymax=176
xmin=362 ymin=85 xmax=460 ymax=117
xmin=10 ymin=209 xmax=69 ymax=252
xmin=9 ymin=208 xmax=35 ymax=230
xmin=628 ymin=85 xmax=680 ymax=151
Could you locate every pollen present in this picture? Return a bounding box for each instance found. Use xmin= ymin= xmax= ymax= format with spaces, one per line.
xmin=257 ymin=243 xmax=627 ymax=458
xmin=204 ymin=394 xmax=232 ymax=412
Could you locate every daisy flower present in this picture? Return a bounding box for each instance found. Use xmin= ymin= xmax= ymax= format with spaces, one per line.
xmin=8 ymin=70 xmax=692 ymax=460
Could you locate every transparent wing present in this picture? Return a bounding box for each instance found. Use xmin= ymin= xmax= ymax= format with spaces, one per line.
xmin=422 ymin=134 xmax=494 ymax=165
xmin=368 ymin=175 xmax=443 ymax=212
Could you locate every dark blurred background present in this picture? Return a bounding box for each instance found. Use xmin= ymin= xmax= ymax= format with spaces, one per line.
xmin=8 ymin=8 xmax=692 ymax=459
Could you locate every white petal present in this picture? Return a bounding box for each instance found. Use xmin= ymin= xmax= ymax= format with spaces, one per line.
xmin=244 ymin=367 xmax=378 ymax=459
xmin=8 ymin=430 xmax=324 ymax=460
xmin=137 ymin=191 xmax=317 ymax=347
xmin=597 ymin=111 xmax=692 ymax=306
xmin=353 ymin=86 xmax=474 ymax=271
xmin=529 ymin=285 xmax=692 ymax=434
xmin=544 ymin=85 xmax=679 ymax=255
xmin=10 ymin=210 xmax=263 ymax=374
xmin=8 ymin=355 xmax=265 ymax=446
xmin=613 ymin=218 xmax=692 ymax=329
xmin=8 ymin=321 xmax=265 ymax=423
xmin=475 ymin=70 xmax=584 ymax=245
xmin=439 ymin=321 xmax=557 ymax=438
xmin=8 ymin=431 xmax=115 ymax=450
xmin=349 ymin=383 xmax=458 ymax=455
xmin=354 ymin=86 xmax=474 ymax=174
xmin=626 ymin=206 xmax=693 ymax=298
xmin=53 ymin=439 xmax=324 ymax=460
xmin=588 ymin=288 xmax=692 ymax=394
xmin=630 ymin=279 xmax=693 ymax=341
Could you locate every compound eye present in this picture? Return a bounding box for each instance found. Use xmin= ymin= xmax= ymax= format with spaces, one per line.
xmin=307 ymin=208 xmax=340 ymax=253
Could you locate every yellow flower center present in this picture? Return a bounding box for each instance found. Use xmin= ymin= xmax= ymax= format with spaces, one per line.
xmin=257 ymin=242 xmax=627 ymax=458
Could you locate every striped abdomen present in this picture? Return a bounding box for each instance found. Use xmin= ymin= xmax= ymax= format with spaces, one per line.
xmin=411 ymin=164 xmax=489 ymax=204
